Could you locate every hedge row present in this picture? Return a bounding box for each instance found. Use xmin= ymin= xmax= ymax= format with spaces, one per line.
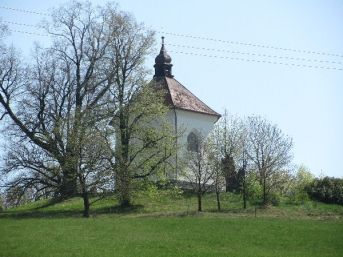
xmin=306 ymin=177 xmax=343 ymax=205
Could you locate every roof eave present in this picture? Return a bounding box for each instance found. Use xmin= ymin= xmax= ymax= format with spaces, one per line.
xmin=174 ymin=106 xmax=222 ymax=119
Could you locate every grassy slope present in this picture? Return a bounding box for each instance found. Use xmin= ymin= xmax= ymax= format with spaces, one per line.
xmin=0 ymin=193 xmax=343 ymax=257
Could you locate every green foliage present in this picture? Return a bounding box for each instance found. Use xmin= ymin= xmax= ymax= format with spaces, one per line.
xmin=246 ymin=176 xmax=263 ymax=205
xmin=145 ymin=183 xmax=161 ymax=201
xmin=286 ymin=165 xmax=315 ymax=204
xmin=268 ymin=192 xmax=281 ymax=206
xmin=114 ymin=84 xmax=177 ymax=206
xmin=163 ymin=186 xmax=184 ymax=200
xmin=143 ymin=183 xmax=183 ymax=202
xmin=306 ymin=177 xmax=343 ymax=205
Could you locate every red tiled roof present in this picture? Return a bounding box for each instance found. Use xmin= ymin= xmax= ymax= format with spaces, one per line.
xmin=151 ymin=76 xmax=221 ymax=118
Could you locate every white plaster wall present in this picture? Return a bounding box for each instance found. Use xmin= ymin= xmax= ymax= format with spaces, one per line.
xmin=175 ymin=109 xmax=219 ymax=145
xmin=166 ymin=109 xmax=219 ymax=180
xmin=167 ymin=109 xmax=219 ymax=144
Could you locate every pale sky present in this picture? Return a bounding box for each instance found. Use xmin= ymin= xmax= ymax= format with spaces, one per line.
xmin=1 ymin=0 xmax=342 ymax=177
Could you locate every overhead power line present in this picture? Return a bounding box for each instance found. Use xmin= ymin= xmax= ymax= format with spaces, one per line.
xmin=3 ymin=21 xmax=43 ymax=29
xmin=1 ymin=6 xmax=342 ymax=71
xmin=169 ymin=50 xmax=343 ymax=71
xmin=1 ymin=5 xmax=342 ymax=59
xmin=160 ymin=31 xmax=343 ymax=59
xmin=0 ymin=6 xmax=48 ymax=16
xmin=5 ymin=28 xmax=343 ymax=71
xmin=4 ymin=19 xmax=343 ymax=67
xmin=166 ymin=43 xmax=342 ymax=66
xmin=8 ymin=29 xmax=48 ymax=37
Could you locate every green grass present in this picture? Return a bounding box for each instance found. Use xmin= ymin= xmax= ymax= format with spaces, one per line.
xmin=1 ymin=216 xmax=342 ymax=257
xmin=0 ymin=192 xmax=343 ymax=257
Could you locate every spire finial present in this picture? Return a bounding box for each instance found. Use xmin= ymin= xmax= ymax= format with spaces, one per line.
xmin=161 ymin=36 xmax=165 ymax=45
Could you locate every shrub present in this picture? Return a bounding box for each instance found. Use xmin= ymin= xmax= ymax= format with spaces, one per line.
xmin=285 ymin=166 xmax=314 ymax=204
xmin=165 ymin=186 xmax=184 ymax=199
xmin=306 ymin=177 xmax=343 ymax=205
xmin=268 ymin=192 xmax=281 ymax=206
xmin=247 ymin=179 xmax=263 ymax=205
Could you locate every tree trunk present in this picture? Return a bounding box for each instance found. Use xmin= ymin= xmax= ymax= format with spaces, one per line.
xmin=120 ymin=193 xmax=131 ymax=207
xmin=197 ymin=191 xmax=202 ymax=212
xmin=216 ymin=190 xmax=221 ymax=211
xmin=58 ymin=154 xmax=79 ymax=198
xmin=225 ymin=177 xmax=230 ymax=193
xmin=60 ymin=172 xmax=78 ymax=198
xmin=82 ymin=190 xmax=90 ymax=218
xmin=243 ymin=183 xmax=247 ymax=209
xmin=262 ymin=177 xmax=267 ymax=205
xmin=118 ymin=172 xmax=131 ymax=207
xmin=242 ymin=171 xmax=247 ymax=209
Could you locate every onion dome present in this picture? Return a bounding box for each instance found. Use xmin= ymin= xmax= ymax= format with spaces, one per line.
xmin=154 ymin=37 xmax=173 ymax=78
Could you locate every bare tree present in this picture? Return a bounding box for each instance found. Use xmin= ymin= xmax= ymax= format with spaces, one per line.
xmin=0 ymin=1 xmax=156 ymax=205
xmin=238 ymin=147 xmax=250 ymax=209
xmin=246 ymin=116 xmax=293 ymax=205
xmin=77 ymin=123 xmax=113 ymax=217
xmin=184 ymin=136 xmax=215 ymax=212
xmin=213 ymin=111 xmax=244 ymax=192
xmin=208 ymin=126 xmax=226 ymax=211
xmin=2 ymin=140 xmax=62 ymax=200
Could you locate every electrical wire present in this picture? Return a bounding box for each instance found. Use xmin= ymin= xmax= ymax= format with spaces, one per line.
xmin=3 ymin=21 xmax=43 ymax=29
xmin=169 ymin=50 xmax=343 ymax=71
xmin=1 ymin=7 xmax=342 ymax=71
xmin=166 ymin=43 xmax=342 ymax=66
xmin=159 ymin=31 xmax=343 ymax=59
xmin=1 ymin=5 xmax=342 ymax=59
xmin=5 ymin=28 xmax=342 ymax=71
xmin=0 ymin=6 xmax=48 ymax=16
xmin=8 ymin=29 xmax=48 ymax=37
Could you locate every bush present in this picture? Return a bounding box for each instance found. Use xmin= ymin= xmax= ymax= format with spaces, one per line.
xmin=247 ymin=179 xmax=263 ymax=205
xmin=268 ymin=192 xmax=281 ymax=206
xmin=165 ymin=186 xmax=184 ymax=199
xmin=284 ymin=166 xmax=314 ymax=204
xmin=306 ymin=177 xmax=343 ymax=205
xmin=143 ymin=182 xmax=184 ymax=202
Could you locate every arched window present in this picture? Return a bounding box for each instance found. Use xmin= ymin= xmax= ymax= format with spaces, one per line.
xmin=187 ymin=132 xmax=199 ymax=152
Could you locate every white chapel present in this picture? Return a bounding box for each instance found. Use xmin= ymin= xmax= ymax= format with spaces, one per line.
xmin=150 ymin=38 xmax=221 ymax=177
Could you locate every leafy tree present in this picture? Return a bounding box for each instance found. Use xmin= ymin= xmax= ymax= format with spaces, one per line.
xmin=109 ymin=85 xmax=176 ymax=206
xmin=246 ymin=116 xmax=293 ymax=205
xmin=286 ymin=165 xmax=314 ymax=203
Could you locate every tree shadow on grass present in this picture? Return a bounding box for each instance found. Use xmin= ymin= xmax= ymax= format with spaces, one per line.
xmin=0 ymin=209 xmax=83 ymax=219
xmin=93 ymin=204 xmax=144 ymax=215
xmin=0 ymin=203 xmax=144 ymax=219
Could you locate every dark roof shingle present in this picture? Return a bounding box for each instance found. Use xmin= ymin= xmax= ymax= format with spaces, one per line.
xmin=151 ymin=76 xmax=221 ymax=118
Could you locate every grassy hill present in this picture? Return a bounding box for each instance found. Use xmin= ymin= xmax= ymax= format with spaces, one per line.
xmin=0 ymin=192 xmax=343 ymax=257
